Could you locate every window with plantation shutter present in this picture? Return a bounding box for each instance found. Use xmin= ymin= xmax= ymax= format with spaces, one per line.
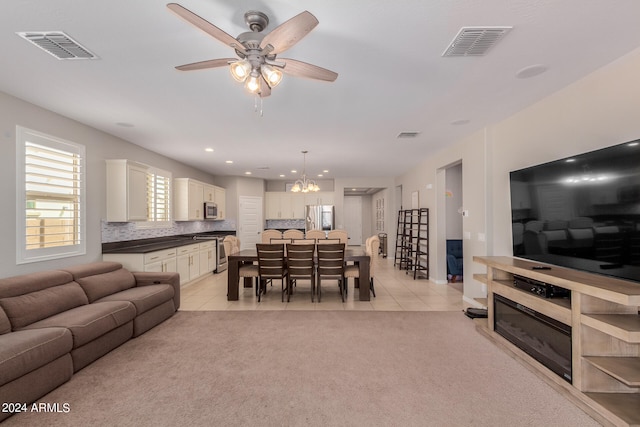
xmin=16 ymin=126 xmax=86 ymax=263
xmin=147 ymin=168 xmax=171 ymax=223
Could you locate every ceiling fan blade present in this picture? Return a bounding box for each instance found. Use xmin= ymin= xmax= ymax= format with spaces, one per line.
xmin=280 ymin=59 xmax=338 ymax=82
xmin=175 ymin=58 xmax=235 ymax=71
xmin=260 ymin=11 xmax=318 ymax=54
xmin=167 ymin=3 xmax=246 ymax=54
xmin=259 ymin=76 xmax=271 ymax=98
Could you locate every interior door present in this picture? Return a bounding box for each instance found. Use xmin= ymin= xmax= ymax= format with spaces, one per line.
xmin=238 ymin=196 xmax=263 ymax=250
xmin=343 ymin=196 xmax=363 ymax=246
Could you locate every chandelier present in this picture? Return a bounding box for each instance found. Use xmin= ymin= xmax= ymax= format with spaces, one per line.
xmin=290 ymin=151 xmax=319 ymax=193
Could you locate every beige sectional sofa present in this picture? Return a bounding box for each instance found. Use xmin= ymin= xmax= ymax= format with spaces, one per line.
xmin=0 ymin=261 xmax=180 ymax=421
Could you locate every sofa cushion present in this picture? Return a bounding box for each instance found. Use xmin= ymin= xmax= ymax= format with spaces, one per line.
xmin=0 ymin=327 xmax=72 ymax=385
xmin=21 ymin=301 xmax=136 ymax=348
xmin=0 ymin=270 xmax=74 ymax=298
xmin=64 ymin=262 xmax=136 ymax=303
xmin=0 ymin=307 xmax=10 ymax=335
xmin=96 ymin=284 xmax=175 ymax=316
xmin=0 ymin=282 xmax=89 ymax=330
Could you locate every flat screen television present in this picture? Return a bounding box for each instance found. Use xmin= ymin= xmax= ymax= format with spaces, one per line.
xmin=509 ymin=139 xmax=640 ymax=284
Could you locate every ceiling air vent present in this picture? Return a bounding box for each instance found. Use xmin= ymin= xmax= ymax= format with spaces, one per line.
xmin=442 ymin=26 xmax=512 ymax=57
xmin=16 ymin=31 xmax=97 ymax=60
xmin=397 ymin=131 xmax=421 ymax=139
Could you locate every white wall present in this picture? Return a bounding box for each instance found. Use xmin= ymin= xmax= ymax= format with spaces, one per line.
xmin=396 ymin=46 xmax=640 ymax=305
xmin=0 ymin=91 xmax=218 ymax=277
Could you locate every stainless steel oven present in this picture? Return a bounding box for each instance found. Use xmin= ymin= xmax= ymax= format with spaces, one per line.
xmin=204 ymin=202 xmax=218 ymax=220
xmin=215 ymin=237 xmax=227 ymax=273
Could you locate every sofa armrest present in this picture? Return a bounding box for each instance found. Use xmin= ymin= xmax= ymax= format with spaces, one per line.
xmin=132 ymin=272 xmax=180 ymax=311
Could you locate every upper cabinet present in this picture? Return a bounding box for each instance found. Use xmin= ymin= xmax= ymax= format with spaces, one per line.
xmin=213 ymin=186 xmax=226 ymax=220
xmin=265 ymin=192 xmax=304 ymax=219
xmin=106 ymin=159 xmax=149 ymax=222
xmin=174 ymin=178 xmax=204 ymax=221
xmin=305 ymin=191 xmax=335 ymax=206
xmin=203 ymin=184 xmax=215 ymax=203
xmin=265 ymin=191 xmax=334 ymax=219
xmin=174 ymin=178 xmax=225 ymax=221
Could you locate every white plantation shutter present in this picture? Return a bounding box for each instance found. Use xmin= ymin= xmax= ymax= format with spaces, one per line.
xmin=147 ymin=168 xmax=171 ymax=222
xmin=17 ymin=127 xmax=86 ymax=263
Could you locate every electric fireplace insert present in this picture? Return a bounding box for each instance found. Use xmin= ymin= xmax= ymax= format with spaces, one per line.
xmin=493 ymin=294 xmax=572 ymax=383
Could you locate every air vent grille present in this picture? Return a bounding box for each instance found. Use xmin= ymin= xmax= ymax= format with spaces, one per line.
xmin=16 ymin=31 xmax=97 ymax=60
xmin=442 ymin=26 xmax=512 ymax=57
xmin=397 ymin=132 xmax=421 ymax=139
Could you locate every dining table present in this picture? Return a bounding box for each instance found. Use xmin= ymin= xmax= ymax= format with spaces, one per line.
xmin=227 ymin=247 xmax=371 ymax=301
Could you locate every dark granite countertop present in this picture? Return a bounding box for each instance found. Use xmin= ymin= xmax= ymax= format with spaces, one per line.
xmin=102 ymin=231 xmax=236 ymax=254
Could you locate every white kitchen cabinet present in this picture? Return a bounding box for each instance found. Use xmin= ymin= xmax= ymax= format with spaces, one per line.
xmin=198 ymin=241 xmax=217 ymax=275
xmin=174 ymin=178 xmax=204 ymax=221
xmin=203 ymin=184 xmax=215 ymax=203
xmin=265 ymin=192 xmax=305 ymax=219
xmin=213 ymin=186 xmax=226 ymax=220
xmin=304 ymin=191 xmax=335 ymax=206
xmin=105 ymin=159 xmax=149 ymax=222
xmin=102 ymin=247 xmax=178 ymax=273
xmin=176 ymin=243 xmax=200 ymax=285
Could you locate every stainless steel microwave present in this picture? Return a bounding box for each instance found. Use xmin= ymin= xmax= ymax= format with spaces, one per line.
xmin=204 ymin=202 xmax=218 ymax=220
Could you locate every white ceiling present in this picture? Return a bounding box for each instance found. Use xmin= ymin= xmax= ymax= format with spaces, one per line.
xmin=2 ymin=1 xmax=640 ymax=182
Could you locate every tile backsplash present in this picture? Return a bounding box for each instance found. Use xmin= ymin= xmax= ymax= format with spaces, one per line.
xmin=101 ymin=219 xmax=236 ymax=243
xmin=265 ymin=219 xmax=305 ymax=230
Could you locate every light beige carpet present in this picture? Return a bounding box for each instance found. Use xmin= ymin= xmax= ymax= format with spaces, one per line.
xmin=5 ymin=311 xmax=600 ymax=426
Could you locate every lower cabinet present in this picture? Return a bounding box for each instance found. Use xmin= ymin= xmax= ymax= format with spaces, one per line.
xmin=103 ymin=242 xmax=215 ymax=286
xmin=198 ymin=241 xmax=216 ymax=275
xmin=474 ymin=256 xmax=640 ymax=427
xmin=176 ymin=244 xmax=200 ymax=285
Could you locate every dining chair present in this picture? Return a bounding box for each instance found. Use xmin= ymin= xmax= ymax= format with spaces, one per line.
xmin=316 ymin=238 xmax=341 ymax=245
xmin=286 ymin=243 xmax=316 ymax=302
xmin=224 ymin=237 xmax=259 ymax=296
xmin=305 ymin=230 xmax=326 ymax=240
xmin=327 ymin=229 xmax=348 ymax=245
xmin=256 ymin=244 xmax=289 ymax=302
xmin=315 ymin=243 xmax=346 ymax=302
xmin=344 ymin=236 xmax=378 ymax=297
xmin=261 ymin=229 xmax=282 ymax=243
xmin=292 ymin=238 xmax=316 ymax=244
xmin=283 ymin=229 xmax=304 ymax=240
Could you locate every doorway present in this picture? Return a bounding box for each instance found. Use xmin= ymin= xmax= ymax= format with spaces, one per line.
xmin=238 ymin=196 xmax=263 ymax=250
xmin=444 ymin=163 xmax=463 ymax=282
xmin=343 ymin=196 xmax=363 ymax=246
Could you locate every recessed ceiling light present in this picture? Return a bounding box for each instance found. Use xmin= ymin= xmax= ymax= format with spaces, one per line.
xmin=515 ymin=64 xmax=548 ymax=79
xmin=628 ymin=142 xmax=639 ymax=147
xmin=450 ymin=119 xmax=470 ymax=126
xmin=291 ymin=170 xmax=297 ymax=174
xmin=352 ymin=188 xmax=357 ymax=191
xmin=279 ymin=174 xmax=285 ymax=177
xmin=566 ymin=158 xmax=576 ymax=163
xmin=205 ymin=148 xmax=214 ymax=152
xmin=245 ymin=171 xmax=252 ymax=175
xmin=225 ymin=160 xmax=233 ymax=164
xmin=317 ymin=174 xmax=323 ymax=177
xmin=323 ymin=170 xmax=329 ymax=173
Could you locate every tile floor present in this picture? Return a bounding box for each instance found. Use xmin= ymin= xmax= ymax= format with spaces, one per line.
xmin=180 ymin=253 xmax=465 ymax=311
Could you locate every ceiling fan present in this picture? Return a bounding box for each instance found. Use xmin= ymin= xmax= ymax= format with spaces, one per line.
xmin=167 ymin=3 xmax=338 ymax=97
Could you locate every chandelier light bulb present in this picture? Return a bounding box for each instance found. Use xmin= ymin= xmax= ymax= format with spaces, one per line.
xmin=229 ymin=60 xmax=251 ymax=82
xmin=261 ymin=64 xmax=283 ymax=88
xmin=245 ymin=71 xmax=261 ymax=93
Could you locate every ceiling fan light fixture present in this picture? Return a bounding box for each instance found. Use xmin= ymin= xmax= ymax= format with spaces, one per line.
xmin=229 ymin=60 xmax=251 ymax=82
xmin=245 ymin=71 xmax=261 ymax=93
xmin=261 ymin=64 xmax=283 ymax=88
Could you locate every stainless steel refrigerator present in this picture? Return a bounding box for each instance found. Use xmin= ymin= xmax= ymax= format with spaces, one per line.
xmin=305 ymin=205 xmax=335 ymax=232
